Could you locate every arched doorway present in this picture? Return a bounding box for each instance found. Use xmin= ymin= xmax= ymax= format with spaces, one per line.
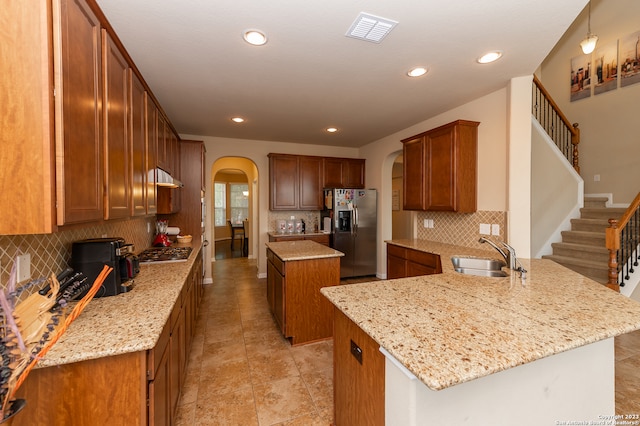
xmin=391 ymin=151 xmax=412 ymax=239
xmin=210 ymin=157 xmax=258 ymax=261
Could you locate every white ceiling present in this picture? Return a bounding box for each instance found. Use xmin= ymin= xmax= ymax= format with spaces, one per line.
xmin=95 ymin=0 xmax=588 ymax=148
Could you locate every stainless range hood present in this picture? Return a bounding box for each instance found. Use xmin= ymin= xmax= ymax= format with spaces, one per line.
xmin=156 ymin=168 xmax=183 ymax=188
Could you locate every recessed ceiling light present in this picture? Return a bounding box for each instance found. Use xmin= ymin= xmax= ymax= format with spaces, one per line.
xmin=231 ymin=117 xmax=245 ymax=123
xmin=243 ymin=30 xmax=267 ymax=46
xmin=477 ymin=51 xmax=503 ymax=64
xmin=407 ymin=67 xmax=428 ymax=77
xmin=326 ymin=127 xmax=338 ymax=133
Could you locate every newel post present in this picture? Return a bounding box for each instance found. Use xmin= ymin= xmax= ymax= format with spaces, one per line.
xmin=605 ymin=219 xmax=620 ymax=292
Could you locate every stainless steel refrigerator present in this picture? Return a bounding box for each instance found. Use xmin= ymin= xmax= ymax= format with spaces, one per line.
xmin=323 ymin=188 xmax=377 ymax=278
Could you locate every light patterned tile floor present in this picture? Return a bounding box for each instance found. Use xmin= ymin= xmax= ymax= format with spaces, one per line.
xmin=176 ymin=256 xmax=640 ymax=424
xmin=175 ymin=257 xmax=333 ymax=425
xmin=615 ymin=328 xmax=640 ymax=415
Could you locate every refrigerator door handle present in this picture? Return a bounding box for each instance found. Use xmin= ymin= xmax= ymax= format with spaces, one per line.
xmin=353 ymin=205 xmax=358 ymax=236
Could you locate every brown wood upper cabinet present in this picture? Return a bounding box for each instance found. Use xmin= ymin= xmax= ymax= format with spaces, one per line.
xmin=0 ymin=0 xmax=180 ymax=234
xmin=269 ymin=153 xmax=365 ymax=211
xmin=102 ymin=30 xmax=130 ymax=220
xmin=402 ymin=120 xmax=479 ymax=212
xmin=269 ymin=154 xmax=324 ymax=210
xmin=130 ymin=70 xmax=147 ymax=216
xmin=323 ymin=157 xmax=365 ymax=189
xmin=146 ymin=97 xmax=159 ymax=214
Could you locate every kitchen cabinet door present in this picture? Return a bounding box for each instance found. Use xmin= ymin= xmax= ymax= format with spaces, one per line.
xmin=323 ymin=157 xmax=366 ymax=188
xmin=146 ymin=96 xmax=158 ymax=213
xmin=57 ymin=0 xmax=105 ymax=225
xmin=102 ymin=30 xmax=130 ymax=220
xmin=402 ymin=120 xmax=478 ymax=212
xmin=299 ymin=156 xmax=323 ymax=210
xmin=344 ymin=158 xmax=365 ymax=188
xmin=149 ymin=343 xmax=171 ymax=426
xmin=130 ymin=70 xmax=147 ymax=216
xmin=334 ymin=308 xmax=385 ymax=426
xmin=323 ymin=157 xmax=345 ymax=188
xmin=269 ymin=154 xmax=299 ymax=210
xmin=1 ymin=0 xmax=57 ymax=234
xmin=402 ymin=136 xmax=426 ymax=210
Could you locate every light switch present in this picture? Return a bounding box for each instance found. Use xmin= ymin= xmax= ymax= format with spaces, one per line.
xmin=491 ymin=224 xmax=500 ymax=236
xmin=479 ymin=224 xmax=491 ymax=235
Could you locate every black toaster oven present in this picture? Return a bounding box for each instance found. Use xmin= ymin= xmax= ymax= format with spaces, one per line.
xmin=70 ymin=237 xmax=138 ymax=297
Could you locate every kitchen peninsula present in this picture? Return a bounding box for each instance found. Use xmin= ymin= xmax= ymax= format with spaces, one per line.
xmin=266 ymin=240 xmax=343 ymax=345
xmin=322 ymin=240 xmax=640 ymax=425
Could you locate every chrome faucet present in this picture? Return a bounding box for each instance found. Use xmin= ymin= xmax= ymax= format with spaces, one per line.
xmin=478 ymin=237 xmax=527 ymax=278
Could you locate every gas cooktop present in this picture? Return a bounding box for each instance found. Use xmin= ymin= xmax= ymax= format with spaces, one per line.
xmin=138 ymin=246 xmax=192 ymax=264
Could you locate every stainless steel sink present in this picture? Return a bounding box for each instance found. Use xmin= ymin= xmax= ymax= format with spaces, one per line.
xmin=451 ymin=256 xmax=508 ymax=277
xmin=453 ymin=267 xmax=509 ymax=277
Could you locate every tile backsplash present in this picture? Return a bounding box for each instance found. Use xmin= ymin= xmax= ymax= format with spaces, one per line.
xmin=0 ymin=217 xmax=155 ymax=290
xmin=416 ymin=210 xmax=508 ymax=252
xmin=267 ymin=211 xmax=321 ymax=234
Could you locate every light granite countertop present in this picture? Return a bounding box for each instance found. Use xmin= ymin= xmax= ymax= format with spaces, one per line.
xmin=36 ymin=242 xmax=202 ymax=368
xmin=321 ymin=239 xmax=640 ymax=391
xmin=266 ymin=240 xmax=344 ymax=261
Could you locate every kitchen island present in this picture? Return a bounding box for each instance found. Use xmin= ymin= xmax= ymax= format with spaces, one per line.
xmin=321 ymin=239 xmax=640 ymax=425
xmin=13 ymin=242 xmax=204 ymax=426
xmin=266 ymin=240 xmax=343 ymax=345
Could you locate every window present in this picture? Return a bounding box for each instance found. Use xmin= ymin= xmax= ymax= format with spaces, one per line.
xmin=214 ymin=182 xmax=226 ymax=226
xmin=230 ymin=183 xmax=248 ymax=224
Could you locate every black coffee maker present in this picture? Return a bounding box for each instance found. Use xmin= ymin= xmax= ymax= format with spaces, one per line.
xmin=70 ymin=237 xmax=137 ymax=297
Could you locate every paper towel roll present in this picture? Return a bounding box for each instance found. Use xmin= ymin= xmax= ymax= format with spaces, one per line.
xmin=323 ymin=217 xmax=332 ymax=233
xmin=166 ymin=226 xmax=181 ymax=235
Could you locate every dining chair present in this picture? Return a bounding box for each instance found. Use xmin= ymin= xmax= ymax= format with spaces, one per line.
xmin=228 ymin=220 xmax=245 ymax=251
xmin=242 ymin=219 xmax=249 ymax=257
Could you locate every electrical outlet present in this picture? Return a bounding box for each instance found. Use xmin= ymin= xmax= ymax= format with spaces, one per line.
xmin=479 ymin=224 xmax=491 ymax=235
xmin=290 ymin=215 xmax=295 ymax=220
xmin=16 ymin=253 xmax=31 ymax=283
xmin=491 ymin=224 xmax=500 ymax=236
xmin=423 ymin=219 xmax=434 ymax=228
xmin=147 ymin=222 xmax=151 ymax=233
xmin=594 ymin=174 xmax=600 ymax=182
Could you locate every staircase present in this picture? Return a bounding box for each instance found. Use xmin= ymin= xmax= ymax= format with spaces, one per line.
xmin=543 ymin=197 xmax=627 ymax=284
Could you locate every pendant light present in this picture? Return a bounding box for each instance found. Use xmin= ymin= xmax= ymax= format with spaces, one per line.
xmin=580 ymin=1 xmax=598 ymax=54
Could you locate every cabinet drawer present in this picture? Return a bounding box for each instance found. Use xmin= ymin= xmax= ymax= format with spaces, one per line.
xmin=305 ymin=234 xmax=330 ymax=246
xmin=147 ymin=319 xmax=170 ymax=381
xmin=267 ymin=249 xmax=285 ymax=276
xmin=386 ymin=244 xmax=406 ymax=259
xmin=406 ymin=248 xmax=439 ymax=269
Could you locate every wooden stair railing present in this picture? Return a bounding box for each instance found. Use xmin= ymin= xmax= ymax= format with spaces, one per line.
xmin=532 ymin=75 xmax=581 ymax=173
xmin=606 ymin=192 xmax=640 ymax=292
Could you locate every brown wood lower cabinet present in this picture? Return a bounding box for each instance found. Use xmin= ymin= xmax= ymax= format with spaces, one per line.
xmin=333 ymin=308 xmax=385 ymax=426
xmin=268 ymin=233 xmax=330 ymax=246
xmin=266 ymin=247 xmax=338 ymax=345
xmin=14 ymin=252 xmax=203 ymax=426
xmin=387 ymin=243 xmax=442 ymax=279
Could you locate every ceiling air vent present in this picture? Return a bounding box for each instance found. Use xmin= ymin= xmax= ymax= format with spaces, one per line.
xmin=346 ymin=12 xmax=398 ymax=43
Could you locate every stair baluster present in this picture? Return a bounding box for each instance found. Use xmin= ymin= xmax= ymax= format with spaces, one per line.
xmin=532 ymin=75 xmax=581 ymax=173
xmin=606 ymin=192 xmax=640 ymax=291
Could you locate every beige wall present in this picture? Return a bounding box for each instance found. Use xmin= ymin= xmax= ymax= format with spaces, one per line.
xmin=539 ymin=0 xmax=640 ymax=205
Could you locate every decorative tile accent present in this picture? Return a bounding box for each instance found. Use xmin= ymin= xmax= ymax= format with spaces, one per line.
xmin=415 ymin=210 xmax=507 ymax=251
xmin=0 ymin=217 xmax=155 ymax=295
